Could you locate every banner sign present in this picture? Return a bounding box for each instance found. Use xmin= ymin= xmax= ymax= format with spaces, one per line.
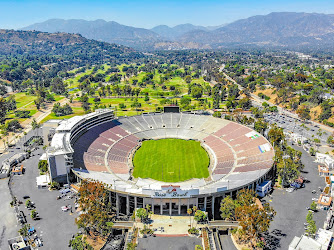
xmin=150 ymin=185 xmax=199 ymax=198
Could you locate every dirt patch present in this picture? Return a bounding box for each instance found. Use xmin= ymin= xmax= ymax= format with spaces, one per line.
xmin=328 ymin=107 xmax=334 ymax=123
xmin=310 ymin=106 xmax=322 ymax=120
xmin=254 ymin=88 xmax=278 ymax=104
xmin=70 ymin=101 xmax=82 ymax=107
xmin=85 ymin=234 xmax=106 ymax=250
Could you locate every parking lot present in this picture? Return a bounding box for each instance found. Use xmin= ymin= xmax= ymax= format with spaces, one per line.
xmin=9 ymin=147 xmax=78 ymax=249
xmin=264 ymin=113 xmax=329 ymax=144
xmin=262 ymin=143 xmax=327 ymax=249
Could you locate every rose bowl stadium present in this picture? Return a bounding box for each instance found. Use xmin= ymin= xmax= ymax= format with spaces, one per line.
xmin=45 ymin=108 xmax=275 ymax=219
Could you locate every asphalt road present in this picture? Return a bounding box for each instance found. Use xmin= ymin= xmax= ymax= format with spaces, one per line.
xmin=0 ymin=178 xmax=18 ymax=249
xmin=219 ymin=234 xmax=237 ymax=250
xmin=9 ymin=147 xmax=78 ymax=250
xmin=137 ymin=236 xmax=202 ymax=250
xmin=262 ymin=143 xmax=327 ymax=249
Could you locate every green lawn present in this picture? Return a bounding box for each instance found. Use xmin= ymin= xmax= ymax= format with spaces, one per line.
xmin=132 ymin=139 xmax=209 ymax=182
xmin=40 ymin=107 xmax=86 ymax=123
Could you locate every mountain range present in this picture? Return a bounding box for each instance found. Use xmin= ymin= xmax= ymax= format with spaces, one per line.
xmin=21 ymin=12 xmax=334 ymax=50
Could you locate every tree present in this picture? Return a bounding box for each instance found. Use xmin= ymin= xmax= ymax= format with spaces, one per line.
xmin=31 ymin=118 xmax=39 ymax=130
xmin=76 ymin=179 xmax=114 ymax=238
xmin=194 ymin=210 xmax=207 ymax=224
xmin=187 ymin=206 xmax=197 ymax=228
xmin=310 ymin=201 xmax=317 ymax=211
xmin=180 ymin=96 xmax=191 ymax=109
xmin=220 ymin=189 xmax=275 ymax=245
xmin=220 ymin=196 xmax=236 ymax=221
xmin=52 ymin=102 xmax=73 ymax=116
xmin=268 ymin=124 xmax=285 ymax=146
xmin=213 ymin=111 xmax=222 ymax=118
xmin=0 ymin=97 xmax=7 ymax=123
xmin=31 ymin=210 xmax=38 ymax=220
xmin=69 ymin=234 xmax=93 ymax=250
xmin=228 ymin=84 xmax=240 ymax=99
xmin=5 ymin=119 xmax=21 ymax=132
xmin=305 ymin=211 xmax=316 ymax=237
xmin=6 ymin=95 xmax=16 ymax=111
xmin=38 ymin=160 xmax=48 ymax=173
xmin=185 ymin=75 xmax=192 ymax=83
xmin=50 ymin=181 xmax=60 ymax=190
xmin=18 ymin=224 xmax=31 ymax=238
xmin=296 ymin=105 xmax=311 ymax=121
xmin=126 ymin=242 xmax=137 ymax=250
xmin=191 ymin=86 xmax=203 ymax=99
xmin=0 ymin=84 xmax=7 ymax=95
xmin=187 ymin=208 xmax=192 ymax=227
xmin=136 ymin=208 xmax=149 ymax=222
xmin=51 ymin=77 xmax=66 ymax=94
xmin=327 ymin=135 xmax=334 ymax=146
xmin=80 ymin=95 xmax=91 ymax=113
xmin=254 ymin=119 xmax=268 ymax=135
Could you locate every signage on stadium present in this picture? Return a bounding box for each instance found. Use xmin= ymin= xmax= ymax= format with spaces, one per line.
xmin=151 ymin=185 xmax=199 ymax=198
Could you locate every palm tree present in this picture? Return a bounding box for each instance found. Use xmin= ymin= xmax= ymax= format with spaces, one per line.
xmin=187 ymin=208 xmax=192 ymax=228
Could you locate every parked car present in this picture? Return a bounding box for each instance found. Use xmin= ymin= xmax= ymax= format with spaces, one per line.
xmin=34 ymin=236 xmax=43 ymax=247
xmin=61 ymin=205 xmax=71 ymax=212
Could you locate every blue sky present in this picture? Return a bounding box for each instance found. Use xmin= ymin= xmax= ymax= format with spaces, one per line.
xmin=1 ymin=0 xmax=334 ymax=29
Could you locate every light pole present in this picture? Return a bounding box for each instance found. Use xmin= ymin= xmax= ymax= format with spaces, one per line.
xmin=282 ymin=155 xmax=290 ymax=188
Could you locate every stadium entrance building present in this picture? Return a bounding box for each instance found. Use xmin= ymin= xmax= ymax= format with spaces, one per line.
xmin=46 ymin=108 xmax=275 ymax=219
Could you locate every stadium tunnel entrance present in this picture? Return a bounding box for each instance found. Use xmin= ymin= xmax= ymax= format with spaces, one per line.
xmin=108 ymin=168 xmax=275 ymax=220
xmin=111 ymin=193 xmax=223 ymax=219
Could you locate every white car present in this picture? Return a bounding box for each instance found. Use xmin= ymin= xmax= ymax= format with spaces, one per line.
xmin=61 ymin=205 xmax=71 ymax=212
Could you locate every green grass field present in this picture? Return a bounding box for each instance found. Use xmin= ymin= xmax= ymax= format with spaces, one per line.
xmin=132 ymin=139 xmax=209 ymax=182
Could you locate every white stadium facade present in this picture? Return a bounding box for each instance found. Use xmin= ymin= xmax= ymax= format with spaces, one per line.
xmin=45 ymin=108 xmax=275 ymax=219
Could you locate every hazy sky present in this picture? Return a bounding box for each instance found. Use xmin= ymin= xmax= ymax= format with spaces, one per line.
xmin=1 ymin=0 xmax=334 ymax=29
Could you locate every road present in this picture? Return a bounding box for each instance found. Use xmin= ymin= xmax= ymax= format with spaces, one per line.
xmin=0 ymin=178 xmax=18 ymax=249
xmin=137 ymin=236 xmax=202 ymax=250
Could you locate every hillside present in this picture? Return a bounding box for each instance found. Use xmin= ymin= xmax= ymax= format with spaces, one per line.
xmin=22 ymin=19 xmax=164 ymax=50
xmin=0 ymin=29 xmax=145 ymax=92
xmin=179 ymin=12 xmax=334 ymax=48
xmin=0 ymin=29 xmax=139 ymax=58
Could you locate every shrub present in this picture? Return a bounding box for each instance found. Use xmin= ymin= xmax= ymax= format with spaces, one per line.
xmin=188 ymin=227 xmax=199 ymax=234
xmin=14 ymin=110 xmax=31 ymax=118
xmin=5 ymin=119 xmax=21 ymax=132
xmin=49 ymin=181 xmax=60 ymax=190
xmin=38 ymin=160 xmax=48 ymax=173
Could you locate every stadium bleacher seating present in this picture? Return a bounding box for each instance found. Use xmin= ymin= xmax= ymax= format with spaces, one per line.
xmin=72 ymin=113 xmax=274 ymax=180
